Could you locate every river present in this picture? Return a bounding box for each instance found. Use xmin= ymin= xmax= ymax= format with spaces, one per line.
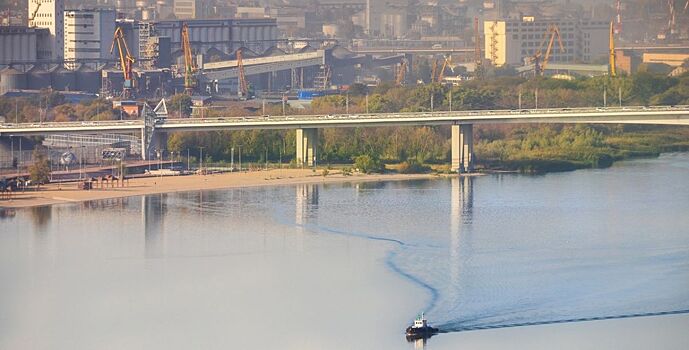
xmin=2 ymin=153 xmax=689 ymax=349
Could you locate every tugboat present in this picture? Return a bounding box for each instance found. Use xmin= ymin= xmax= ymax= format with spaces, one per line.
xmin=405 ymin=313 xmax=439 ymax=340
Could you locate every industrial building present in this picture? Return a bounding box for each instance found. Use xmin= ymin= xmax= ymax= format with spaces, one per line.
xmin=641 ymin=52 xmax=689 ymax=67
xmin=153 ymin=18 xmax=278 ymax=58
xmin=0 ymin=26 xmax=52 ymax=64
xmin=365 ymin=0 xmax=410 ymax=38
xmin=63 ymin=9 xmax=117 ymax=67
xmin=27 ymin=0 xmax=64 ymax=60
xmin=483 ymin=17 xmax=609 ymax=67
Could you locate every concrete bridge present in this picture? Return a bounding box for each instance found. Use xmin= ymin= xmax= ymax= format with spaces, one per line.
xmin=2 ymin=105 xmax=689 ymax=173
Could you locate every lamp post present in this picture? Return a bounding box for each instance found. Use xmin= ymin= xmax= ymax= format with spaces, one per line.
xmin=10 ymin=136 xmax=13 ymax=172
xmin=282 ymin=94 xmax=286 ymax=116
xmin=448 ymin=89 xmax=453 ymax=111
xmin=199 ymin=146 xmax=204 ymax=172
xmin=346 ymin=93 xmax=349 ymax=114
xmin=603 ymin=82 xmax=607 ymax=107
xmin=365 ymin=93 xmax=369 ymax=114
xmin=80 ymin=145 xmax=84 ymax=181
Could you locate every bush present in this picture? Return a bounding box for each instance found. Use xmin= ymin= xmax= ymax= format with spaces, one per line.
xmin=397 ymin=159 xmax=431 ymax=174
xmin=354 ymin=154 xmax=384 ymax=174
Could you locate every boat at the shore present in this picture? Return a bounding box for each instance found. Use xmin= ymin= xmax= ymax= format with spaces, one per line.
xmin=405 ymin=313 xmax=438 ymax=340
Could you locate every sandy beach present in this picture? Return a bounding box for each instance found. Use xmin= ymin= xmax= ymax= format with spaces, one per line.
xmin=0 ymin=169 xmax=445 ymax=208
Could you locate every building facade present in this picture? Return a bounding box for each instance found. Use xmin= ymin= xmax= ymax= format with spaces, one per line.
xmin=27 ymin=0 xmax=64 ymax=60
xmin=484 ymin=17 xmax=609 ymax=67
xmin=63 ymin=9 xmax=116 ymax=65
xmin=173 ymin=0 xmax=209 ymax=20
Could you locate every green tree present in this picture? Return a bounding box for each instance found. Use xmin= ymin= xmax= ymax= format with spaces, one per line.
xmin=169 ymin=94 xmax=193 ymax=117
xmin=354 ymin=154 xmax=384 ymax=173
xmin=29 ymin=150 xmax=50 ymax=188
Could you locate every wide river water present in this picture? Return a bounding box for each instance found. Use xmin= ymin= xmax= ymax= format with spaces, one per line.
xmin=2 ymin=153 xmax=689 ymax=349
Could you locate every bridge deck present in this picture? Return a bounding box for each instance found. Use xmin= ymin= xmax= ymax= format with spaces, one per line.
xmin=1 ymin=106 xmax=689 ymax=136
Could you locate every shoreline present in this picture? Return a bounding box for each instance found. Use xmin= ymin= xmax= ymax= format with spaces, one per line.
xmin=0 ymin=169 xmax=477 ymax=209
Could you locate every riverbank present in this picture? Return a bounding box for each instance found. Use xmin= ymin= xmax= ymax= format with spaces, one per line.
xmin=0 ymin=169 xmax=453 ymax=208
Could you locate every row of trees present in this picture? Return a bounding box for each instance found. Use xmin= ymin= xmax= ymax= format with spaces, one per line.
xmin=3 ymin=71 xmax=689 ymax=172
xmin=165 ymin=71 xmax=689 ymax=170
xmin=0 ymin=91 xmax=123 ymax=123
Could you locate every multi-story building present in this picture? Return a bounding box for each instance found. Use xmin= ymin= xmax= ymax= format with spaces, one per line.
xmin=63 ymin=9 xmax=116 ymax=66
xmin=0 ymin=26 xmax=52 ymax=64
xmin=483 ymin=17 xmax=609 ymax=67
xmin=28 ymin=0 xmax=64 ymax=60
xmin=173 ymin=0 xmax=209 ymax=20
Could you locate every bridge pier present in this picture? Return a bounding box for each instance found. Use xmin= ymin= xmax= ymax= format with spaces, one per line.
xmin=296 ymin=128 xmax=318 ymax=167
xmin=451 ymin=124 xmax=474 ymax=173
xmin=141 ymin=130 xmax=168 ymax=161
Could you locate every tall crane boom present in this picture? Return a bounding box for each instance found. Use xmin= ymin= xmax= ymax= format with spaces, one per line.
xmin=237 ymin=49 xmax=249 ymax=98
xmin=474 ymin=16 xmax=484 ymax=79
xmin=437 ymin=55 xmax=451 ymax=83
xmin=181 ymin=23 xmax=195 ymax=95
xmin=610 ymin=21 xmax=617 ymax=77
xmin=542 ymin=24 xmax=564 ymax=71
xmin=395 ymin=59 xmax=407 ymax=86
xmin=110 ymin=27 xmax=136 ymax=98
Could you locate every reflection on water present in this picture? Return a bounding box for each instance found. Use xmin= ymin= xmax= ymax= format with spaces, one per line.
xmin=30 ymin=206 xmax=51 ymax=231
xmin=449 ymin=176 xmax=473 ymax=295
xmin=143 ymin=194 xmax=167 ymax=257
xmin=0 ymin=208 xmax=16 ymax=220
xmin=295 ymin=183 xmax=319 ymax=227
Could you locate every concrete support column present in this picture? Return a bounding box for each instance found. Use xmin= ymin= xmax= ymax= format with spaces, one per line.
xmin=451 ymin=124 xmax=473 ymax=173
xmin=296 ymin=128 xmax=318 ymax=167
xmin=142 ymin=129 xmax=168 ymax=161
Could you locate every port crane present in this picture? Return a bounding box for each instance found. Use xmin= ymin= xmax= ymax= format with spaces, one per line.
xmin=110 ymin=27 xmax=136 ymax=98
xmin=531 ymin=24 xmax=564 ymax=76
xmin=436 ymin=55 xmax=452 ymax=83
xmin=658 ymin=0 xmax=689 ymax=40
xmin=430 ymin=55 xmax=451 ymax=83
xmin=181 ymin=23 xmax=196 ymax=95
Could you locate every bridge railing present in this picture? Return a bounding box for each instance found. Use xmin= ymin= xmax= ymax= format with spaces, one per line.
xmin=2 ymin=105 xmax=689 ymax=129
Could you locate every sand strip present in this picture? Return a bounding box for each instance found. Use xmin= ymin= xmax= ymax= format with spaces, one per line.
xmin=0 ymin=169 xmax=460 ymax=208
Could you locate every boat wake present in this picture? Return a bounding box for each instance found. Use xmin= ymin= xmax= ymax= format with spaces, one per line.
xmin=296 ymin=221 xmax=442 ymax=314
xmin=437 ymin=308 xmax=689 ymax=333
